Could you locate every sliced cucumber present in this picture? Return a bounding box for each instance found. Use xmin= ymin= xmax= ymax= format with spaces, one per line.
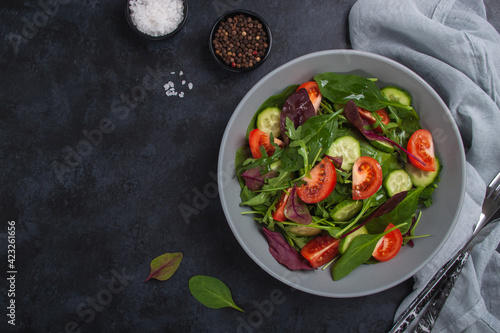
xmin=405 ymin=158 xmax=440 ymax=187
xmin=384 ymin=169 xmax=413 ymax=197
xmin=327 ymin=136 xmax=361 ymax=171
xmin=381 ymin=86 xmax=412 ymax=106
xmin=339 ymin=225 xmax=368 ymax=254
xmin=330 ymin=199 xmax=363 ymax=222
xmin=369 ymin=138 xmax=395 ymax=153
xmin=257 ymin=107 xmax=281 ymax=137
xmin=288 ymin=225 xmax=321 ymax=236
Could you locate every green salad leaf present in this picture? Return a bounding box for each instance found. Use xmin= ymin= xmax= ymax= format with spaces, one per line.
xmin=189 ymin=275 xmax=244 ymax=312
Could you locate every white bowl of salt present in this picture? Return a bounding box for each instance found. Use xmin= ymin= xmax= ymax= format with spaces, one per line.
xmin=126 ymin=0 xmax=188 ymax=40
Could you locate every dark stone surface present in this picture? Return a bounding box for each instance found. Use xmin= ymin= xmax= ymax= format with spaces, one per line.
xmin=0 ymin=1 xmax=498 ymax=332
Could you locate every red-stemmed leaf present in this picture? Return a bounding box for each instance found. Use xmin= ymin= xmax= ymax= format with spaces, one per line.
xmin=343 ymin=100 xmax=426 ymax=166
xmin=262 ymin=228 xmax=314 ymax=270
xmin=284 ymin=185 xmax=312 ymax=224
xmin=145 ymin=252 xmax=183 ymax=282
xmin=241 ymin=167 xmax=277 ymax=191
xmin=280 ymin=88 xmax=316 ymax=144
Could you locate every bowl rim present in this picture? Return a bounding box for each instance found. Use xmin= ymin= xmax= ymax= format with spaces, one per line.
xmin=217 ymin=49 xmax=466 ymax=297
xmin=209 ymin=9 xmax=272 ymax=72
xmin=125 ymin=0 xmax=188 ymax=40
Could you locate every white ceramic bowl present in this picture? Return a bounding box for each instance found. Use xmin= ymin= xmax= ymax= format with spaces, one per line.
xmin=217 ymin=50 xmax=465 ymax=297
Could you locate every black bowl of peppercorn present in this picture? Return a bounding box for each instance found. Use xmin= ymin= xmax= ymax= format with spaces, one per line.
xmin=209 ymin=10 xmax=272 ymax=72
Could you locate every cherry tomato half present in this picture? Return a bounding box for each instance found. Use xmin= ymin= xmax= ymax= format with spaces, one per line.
xmin=301 ymin=235 xmax=340 ymax=268
xmin=373 ymin=223 xmax=403 ymax=262
xmin=297 ymin=157 xmax=336 ymax=204
xmin=352 ymin=156 xmax=383 ymax=200
xmin=272 ymin=189 xmax=290 ymax=222
xmin=248 ymin=128 xmax=284 ymax=159
xmin=297 ymin=81 xmax=322 ymax=112
xmin=357 ymin=107 xmax=390 ymax=133
xmin=407 ymin=129 xmax=436 ymax=172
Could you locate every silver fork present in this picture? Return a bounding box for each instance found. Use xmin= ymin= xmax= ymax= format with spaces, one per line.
xmin=389 ymin=171 xmax=500 ymax=333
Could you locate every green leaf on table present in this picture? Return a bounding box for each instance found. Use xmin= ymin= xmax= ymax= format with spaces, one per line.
xmin=145 ymin=252 xmax=183 ymax=282
xmin=189 ymin=275 xmax=244 ymax=312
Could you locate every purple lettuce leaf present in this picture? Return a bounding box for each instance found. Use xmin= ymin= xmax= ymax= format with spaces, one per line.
xmin=241 ymin=167 xmax=277 ymax=191
xmin=341 ymin=191 xmax=407 ymax=239
xmin=284 ymin=185 xmax=312 ymax=225
xmin=343 ymin=100 xmax=426 ymax=166
xmin=280 ymin=88 xmax=316 ymax=144
xmin=262 ymin=227 xmax=314 ymax=271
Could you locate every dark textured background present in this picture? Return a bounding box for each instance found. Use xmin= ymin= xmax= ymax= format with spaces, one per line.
xmin=1 ymin=1 xmax=499 ymax=332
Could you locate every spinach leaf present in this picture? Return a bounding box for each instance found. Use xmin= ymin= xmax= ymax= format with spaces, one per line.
xmin=189 ymin=275 xmax=244 ymax=312
xmin=367 ymin=186 xmax=426 ymax=234
xmin=240 ymin=190 xmax=271 ymax=207
xmin=314 ymin=72 xmax=413 ymax=112
xmin=246 ymin=84 xmax=299 ymax=139
xmin=332 ymin=233 xmax=380 ymax=280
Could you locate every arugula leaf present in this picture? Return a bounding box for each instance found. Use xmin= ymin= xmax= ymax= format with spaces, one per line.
xmin=314 ymin=72 xmax=414 ymax=112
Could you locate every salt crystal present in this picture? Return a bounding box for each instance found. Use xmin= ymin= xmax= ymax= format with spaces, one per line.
xmin=188 ymin=82 xmax=193 ymax=90
xmin=179 ymin=71 xmax=184 ymax=76
xmin=179 ymin=92 xmax=185 ymax=98
xmin=129 ymin=0 xmax=184 ymax=37
xmin=182 ymin=80 xmax=186 ymax=85
xmin=171 ymin=72 xmax=176 ymax=74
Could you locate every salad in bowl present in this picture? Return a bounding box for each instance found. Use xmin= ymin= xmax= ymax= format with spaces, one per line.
xmin=235 ymin=72 xmax=440 ymax=280
xmin=218 ymin=50 xmax=465 ymax=297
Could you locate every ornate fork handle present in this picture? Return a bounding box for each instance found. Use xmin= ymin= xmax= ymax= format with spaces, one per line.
xmin=414 ymin=252 xmax=470 ymax=332
xmin=388 ymin=251 xmax=468 ymax=333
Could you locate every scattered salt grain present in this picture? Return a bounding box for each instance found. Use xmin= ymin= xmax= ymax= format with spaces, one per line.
xmin=163 ymin=71 xmax=192 ymax=98
xmin=129 ymin=0 xmax=184 ymax=37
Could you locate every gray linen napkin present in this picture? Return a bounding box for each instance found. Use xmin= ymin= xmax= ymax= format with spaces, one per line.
xmin=349 ymin=0 xmax=500 ymax=332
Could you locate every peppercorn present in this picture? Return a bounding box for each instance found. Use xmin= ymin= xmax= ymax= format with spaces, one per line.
xmin=212 ymin=13 xmax=270 ymax=70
